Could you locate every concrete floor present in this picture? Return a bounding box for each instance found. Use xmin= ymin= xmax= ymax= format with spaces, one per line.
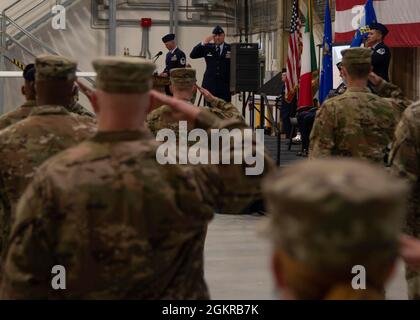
xmin=205 ymin=214 xmax=408 ymax=300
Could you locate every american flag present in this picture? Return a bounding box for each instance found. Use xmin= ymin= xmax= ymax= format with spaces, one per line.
xmin=335 ymin=0 xmax=420 ymax=47
xmin=285 ymin=0 xmax=302 ymax=103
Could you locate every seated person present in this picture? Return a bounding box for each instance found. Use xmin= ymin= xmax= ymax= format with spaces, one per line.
xmin=296 ymin=98 xmax=319 ymax=156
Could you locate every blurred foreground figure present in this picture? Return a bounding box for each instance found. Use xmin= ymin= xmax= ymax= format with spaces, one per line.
xmin=390 ymin=101 xmax=420 ymax=299
xmin=0 ymin=57 xmax=270 ymax=299
xmin=0 ymin=64 xmax=36 ymax=130
xmin=263 ymin=159 xmax=407 ymax=300
xmin=0 ymin=55 xmax=96 ymax=258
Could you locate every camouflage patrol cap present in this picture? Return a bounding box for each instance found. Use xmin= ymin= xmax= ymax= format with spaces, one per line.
xmin=262 ymin=159 xmax=407 ymax=270
xmin=170 ymin=68 xmax=196 ymax=88
xmin=93 ymin=56 xmax=156 ymax=94
xmin=341 ymin=47 xmax=372 ymax=65
xmin=35 ymin=55 xmax=77 ymax=81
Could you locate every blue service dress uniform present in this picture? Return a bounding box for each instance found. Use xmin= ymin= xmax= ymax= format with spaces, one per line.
xmin=371 ymin=42 xmax=391 ymax=81
xmin=190 ymin=42 xmax=232 ymax=102
xmin=164 ymin=48 xmax=187 ymax=74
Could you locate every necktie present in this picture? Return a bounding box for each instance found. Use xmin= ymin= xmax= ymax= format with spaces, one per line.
xmin=216 ymin=45 xmax=220 ymax=56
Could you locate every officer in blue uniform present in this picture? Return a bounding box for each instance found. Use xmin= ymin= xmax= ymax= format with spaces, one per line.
xmin=161 ymin=33 xmax=186 ymax=76
xmin=367 ymin=23 xmax=391 ymax=81
xmin=190 ymin=26 xmax=232 ymax=103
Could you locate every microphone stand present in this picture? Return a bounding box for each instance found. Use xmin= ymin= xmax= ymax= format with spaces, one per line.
xmin=153 ymin=54 xmax=162 ymax=64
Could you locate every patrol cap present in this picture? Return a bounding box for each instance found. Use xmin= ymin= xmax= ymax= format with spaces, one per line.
xmin=212 ymin=25 xmax=225 ymax=35
xmin=23 ymin=63 xmax=35 ymax=82
xmin=35 ymin=55 xmax=77 ymax=81
xmin=162 ymin=33 xmax=175 ymax=43
xmin=93 ymin=56 xmax=156 ymax=94
xmin=170 ymin=68 xmax=196 ymax=88
xmin=370 ymin=22 xmax=389 ymax=37
xmin=341 ymin=47 xmax=372 ymax=66
xmin=262 ymin=159 xmax=407 ymax=270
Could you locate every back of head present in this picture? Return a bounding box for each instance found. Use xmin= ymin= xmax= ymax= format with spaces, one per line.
xmin=170 ymin=68 xmax=196 ymax=93
xmin=93 ymin=56 xmax=156 ymax=95
xmin=92 ymin=56 xmax=156 ymax=128
xmin=23 ymin=64 xmax=36 ymax=82
xmin=35 ymin=55 xmax=77 ymax=105
xmin=341 ymin=47 xmax=372 ymax=80
xmin=22 ymin=63 xmax=36 ymax=101
xmin=263 ymin=158 xmax=407 ymax=299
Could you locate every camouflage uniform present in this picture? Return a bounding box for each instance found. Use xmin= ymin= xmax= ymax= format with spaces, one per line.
xmin=0 ymin=100 xmax=37 ymax=131
xmin=263 ymin=159 xmax=407 ymax=300
xmin=0 ymin=57 xmax=272 ymax=299
xmin=0 ymin=56 xmax=97 ymax=259
xmin=389 ymin=101 xmax=420 ymax=299
xmin=310 ymin=48 xmax=409 ymax=163
xmin=153 ymin=74 xmax=170 ymax=93
xmin=147 ymin=99 xmax=243 ymax=138
xmin=68 ymin=102 xmax=96 ymax=118
xmin=147 ymin=68 xmax=244 ymax=138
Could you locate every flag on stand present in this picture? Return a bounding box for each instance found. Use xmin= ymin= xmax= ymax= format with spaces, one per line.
xmin=297 ymin=0 xmax=317 ymax=110
xmin=350 ymin=0 xmax=377 ymax=47
xmin=319 ymin=0 xmax=333 ymax=104
xmin=285 ymin=0 xmax=303 ymax=103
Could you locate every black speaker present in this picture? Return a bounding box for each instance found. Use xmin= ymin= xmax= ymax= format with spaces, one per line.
xmin=230 ymin=43 xmax=260 ymax=92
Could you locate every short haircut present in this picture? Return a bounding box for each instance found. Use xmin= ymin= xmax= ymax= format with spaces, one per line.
xmin=23 ymin=64 xmax=35 ymax=82
xmin=343 ymin=63 xmax=371 ymax=79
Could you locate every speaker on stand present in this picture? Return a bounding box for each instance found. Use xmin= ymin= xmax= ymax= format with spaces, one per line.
xmin=230 ymin=43 xmax=260 ymax=129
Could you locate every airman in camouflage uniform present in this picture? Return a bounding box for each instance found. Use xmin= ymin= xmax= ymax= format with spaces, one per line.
xmin=263 ymin=159 xmax=407 ymax=300
xmin=0 ymin=57 xmax=272 ymax=299
xmin=309 ymin=48 xmax=410 ymax=163
xmin=0 ymin=55 xmax=97 ymax=258
xmin=0 ymin=64 xmax=37 ymax=131
xmin=147 ymin=68 xmax=244 ymax=138
xmin=389 ymin=101 xmax=420 ymax=299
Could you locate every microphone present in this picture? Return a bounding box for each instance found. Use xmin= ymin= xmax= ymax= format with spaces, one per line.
xmin=153 ymin=51 xmax=163 ymax=63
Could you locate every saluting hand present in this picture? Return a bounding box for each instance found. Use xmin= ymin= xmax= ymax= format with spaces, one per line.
xmin=197 ymin=86 xmax=215 ymax=103
xmin=150 ymin=90 xmax=200 ymax=122
xmin=400 ymin=234 xmax=420 ymax=269
xmin=203 ymin=35 xmax=214 ymax=45
xmin=76 ymin=80 xmax=94 ymax=104
xmin=368 ymin=72 xmax=383 ymax=87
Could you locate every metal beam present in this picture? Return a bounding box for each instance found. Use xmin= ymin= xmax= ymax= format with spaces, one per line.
xmin=0 ymin=71 xmax=96 ymax=78
xmin=173 ymin=0 xmax=179 ymax=36
xmin=0 ymin=14 xmax=6 ymax=114
xmin=169 ymin=0 xmax=174 ymax=34
xmin=108 ymin=0 xmax=117 ymax=55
